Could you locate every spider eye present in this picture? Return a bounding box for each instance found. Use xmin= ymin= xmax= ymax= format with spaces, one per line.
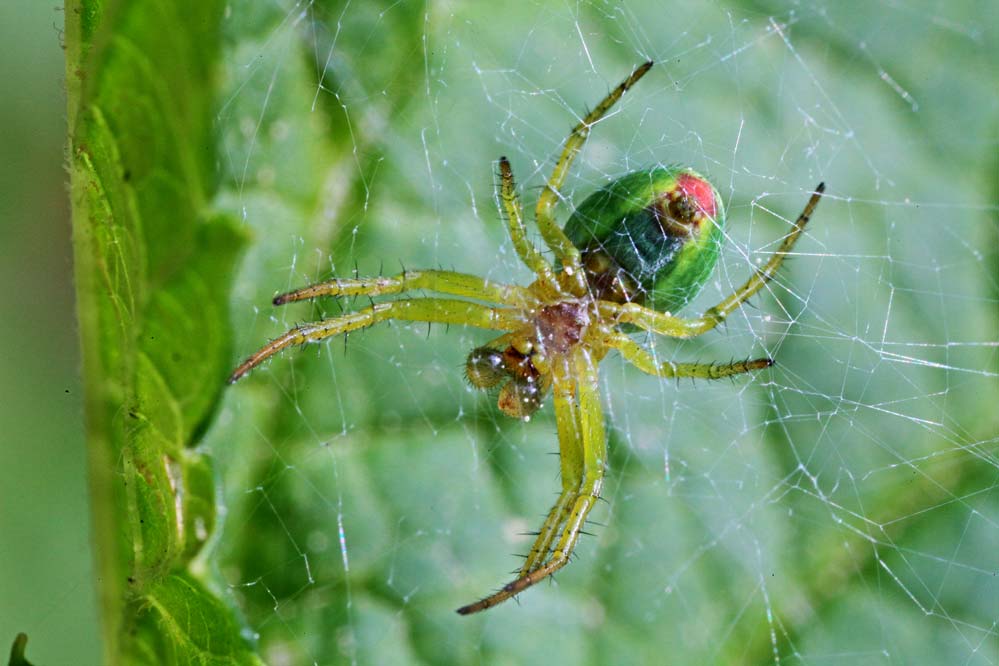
xmin=465 ymin=347 xmax=506 ymax=389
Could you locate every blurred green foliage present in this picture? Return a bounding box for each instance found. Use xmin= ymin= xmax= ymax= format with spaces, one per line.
xmin=0 ymin=2 xmax=99 ymax=665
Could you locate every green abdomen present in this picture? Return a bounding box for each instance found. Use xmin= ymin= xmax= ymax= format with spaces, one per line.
xmin=563 ymin=166 xmax=725 ymax=313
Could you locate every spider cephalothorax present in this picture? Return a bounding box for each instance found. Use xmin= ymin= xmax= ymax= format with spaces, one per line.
xmin=228 ymin=60 xmax=824 ymax=614
xmin=468 ymin=299 xmax=595 ymax=419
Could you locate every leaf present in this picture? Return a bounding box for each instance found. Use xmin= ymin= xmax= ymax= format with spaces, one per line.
xmin=128 ymin=574 xmax=260 ymax=666
xmin=67 ymin=0 xmax=259 ymax=663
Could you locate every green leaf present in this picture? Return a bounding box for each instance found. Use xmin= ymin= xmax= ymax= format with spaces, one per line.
xmin=67 ymin=0 xmax=257 ymax=663
xmin=128 ymin=574 xmax=260 ymax=666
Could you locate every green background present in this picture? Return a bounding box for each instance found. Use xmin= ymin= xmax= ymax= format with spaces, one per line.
xmin=0 ymin=2 xmax=101 ymax=664
xmin=4 ymin=0 xmax=998 ymax=664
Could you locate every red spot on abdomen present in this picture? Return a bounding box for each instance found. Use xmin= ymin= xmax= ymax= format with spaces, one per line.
xmin=677 ymin=173 xmax=717 ymax=218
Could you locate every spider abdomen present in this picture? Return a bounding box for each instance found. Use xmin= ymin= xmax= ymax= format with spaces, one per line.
xmin=563 ymin=166 xmax=725 ymax=313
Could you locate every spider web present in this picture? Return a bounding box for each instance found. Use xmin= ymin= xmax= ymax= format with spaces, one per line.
xmin=208 ymin=1 xmax=999 ymax=664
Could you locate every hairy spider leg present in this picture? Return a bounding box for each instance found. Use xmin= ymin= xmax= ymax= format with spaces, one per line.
xmin=458 ymin=348 xmax=606 ymax=614
xmin=516 ymin=353 xmax=584 ymax=575
xmin=497 ymin=157 xmax=558 ymax=290
xmin=599 ymin=183 xmax=825 ymax=338
xmin=535 ymin=60 xmax=654 ymax=296
xmin=227 ymin=299 xmax=524 ymax=384
xmin=271 ymin=269 xmax=535 ymax=309
xmin=607 ymin=333 xmax=773 ymax=379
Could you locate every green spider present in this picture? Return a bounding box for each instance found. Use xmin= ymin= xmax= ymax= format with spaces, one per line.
xmin=228 ymin=61 xmax=824 ymax=615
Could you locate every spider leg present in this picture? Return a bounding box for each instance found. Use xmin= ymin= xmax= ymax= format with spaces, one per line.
xmin=691 ymin=183 xmax=825 ymax=334
xmin=228 ymin=298 xmax=524 ymax=383
xmin=272 ymin=269 xmax=535 ymax=309
xmin=606 ymin=333 xmax=773 ymax=379
xmin=497 ymin=157 xmax=558 ymax=290
xmin=518 ymin=356 xmax=583 ymax=575
xmin=457 ymin=348 xmax=605 ymax=614
xmin=519 ymin=492 xmax=576 ymax=576
xmin=535 ymin=61 xmax=654 ymax=294
xmin=599 ymin=183 xmax=825 ymax=338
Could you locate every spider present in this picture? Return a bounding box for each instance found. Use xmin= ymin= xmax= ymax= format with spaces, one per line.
xmin=228 ymin=60 xmax=824 ymax=615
